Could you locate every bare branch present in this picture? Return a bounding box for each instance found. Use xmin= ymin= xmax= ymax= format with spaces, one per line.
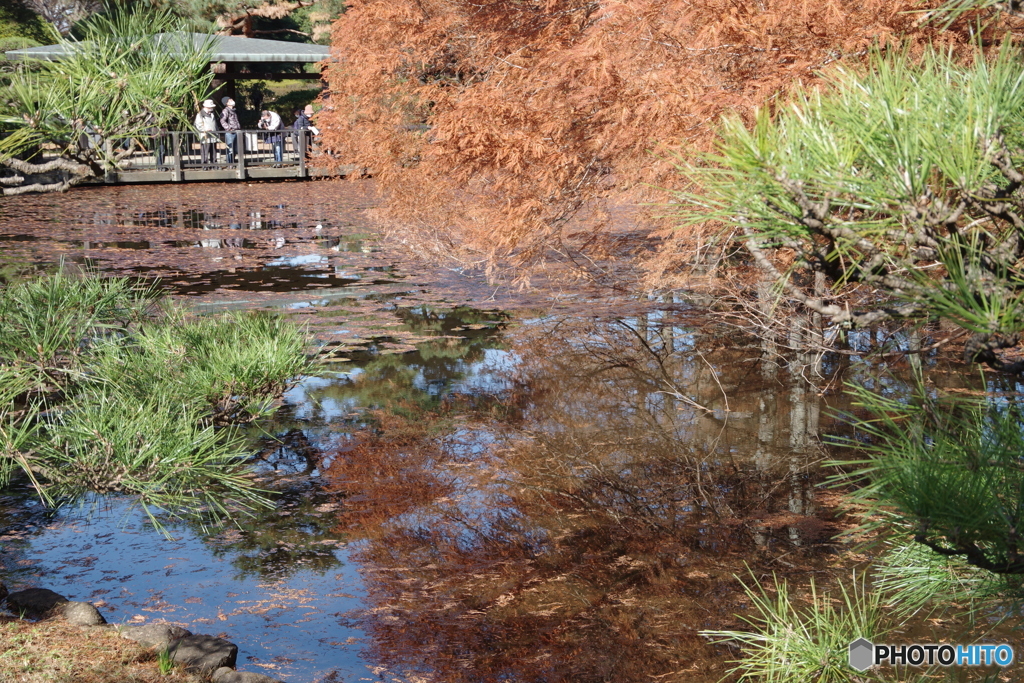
xmin=1 ymin=155 xmax=95 ymax=178
xmin=2 ymin=175 xmax=85 ymax=196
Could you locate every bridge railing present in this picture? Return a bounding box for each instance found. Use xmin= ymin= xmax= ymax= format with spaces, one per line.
xmin=24 ymin=128 xmax=319 ymax=181
xmin=127 ymin=129 xmax=310 ymax=175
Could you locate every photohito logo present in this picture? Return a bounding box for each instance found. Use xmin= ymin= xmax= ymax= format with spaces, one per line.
xmin=849 ymin=639 xmax=1015 ymax=672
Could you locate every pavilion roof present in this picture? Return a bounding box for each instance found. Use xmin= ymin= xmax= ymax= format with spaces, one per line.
xmin=4 ymin=32 xmax=330 ymax=64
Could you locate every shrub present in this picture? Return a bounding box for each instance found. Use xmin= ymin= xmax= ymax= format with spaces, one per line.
xmin=0 ymin=270 xmax=313 ymax=526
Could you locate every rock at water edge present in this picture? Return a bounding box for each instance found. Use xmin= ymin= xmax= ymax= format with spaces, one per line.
xmin=6 ymin=588 xmax=68 ymax=617
xmin=212 ymin=667 xmax=287 ymax=683
xmin=120 ymin=622 xmax=193 ymax=650
xmin=168 ymin=634 xmax=238 ymax=672
xmin=63 ymin=601 xmax=107 ymax=626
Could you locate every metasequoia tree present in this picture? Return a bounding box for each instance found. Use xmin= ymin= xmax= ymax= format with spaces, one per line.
xmin=0 ymin=6 xmax=212 ymax=195
xmin=319 ymin=0 xmax=932 ymax=274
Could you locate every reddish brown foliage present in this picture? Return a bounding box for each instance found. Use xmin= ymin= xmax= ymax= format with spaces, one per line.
xmin=323 ymin=409 xmax=455 ymax=538
xmin=318 ymin=316 xmax=856 ymax=682
xmin=318 ymin=0 xmax=942 ymax=275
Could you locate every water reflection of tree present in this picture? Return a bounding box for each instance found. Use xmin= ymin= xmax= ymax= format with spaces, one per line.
xmin=0 ymin=485 xmax=60 ymax=585
xmin=515 ymin=316 xmax=842 ymax=547
xmin=190 ymin=309 xmax=509 ymax=581
xmin=194 ymin=476 xmax=347 ymax=581
xmin=327 ymin=315 xmax=855 ymax=683
xmin=330 ymin=309 xmax=507 ymax=416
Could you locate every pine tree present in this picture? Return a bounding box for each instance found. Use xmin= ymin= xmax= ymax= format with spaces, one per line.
xmin=675 ymin=3 xmax=1024 ymax=574
xmin=0 ymin=5 xmax=213 ymax=194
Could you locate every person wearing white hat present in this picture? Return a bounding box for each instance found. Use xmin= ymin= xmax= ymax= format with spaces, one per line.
xmin=194 ymin=99 xmax=219 ymax=168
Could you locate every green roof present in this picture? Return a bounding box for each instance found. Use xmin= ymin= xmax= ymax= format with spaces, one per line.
xmin=4 ymin=32 xmax=330 ymax=64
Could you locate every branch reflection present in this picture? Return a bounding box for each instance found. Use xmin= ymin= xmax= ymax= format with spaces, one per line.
xmin=325 ymin=314 xmax=857 ymax=682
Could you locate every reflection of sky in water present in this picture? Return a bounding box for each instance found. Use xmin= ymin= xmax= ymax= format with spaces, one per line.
xmin=408 ymin=349 xmax=516 ymax=396
xmin=3 ymin=500 xmax=365 ymax=683
xmin=286 ymin=349 xmax=518 ymax=423
xmin=525 ymin=314 xmax=697 ymax=355
xmin=267 ymin=254 xmax=329 ymax=268
xmin=454 ymin=348 xmax=518 ymax=394
xmin=284 ymin=373 xmax=365 ymax=423
xmin=1 ymin=313 xmax=512 ymax=683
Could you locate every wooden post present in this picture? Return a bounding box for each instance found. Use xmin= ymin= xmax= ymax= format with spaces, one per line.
xmin=102 ymin=139 xmax=116 ymax=182
xmin=171 ymin=132 xmax=182 ymax=182
xmin=236 ymin=130 xmax=246 ymax=180
xmin=298 ymin=130 xmax=307 ymax=178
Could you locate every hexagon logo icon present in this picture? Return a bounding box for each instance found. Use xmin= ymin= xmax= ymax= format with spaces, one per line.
xmin=849 ymin=638 xmax=875 ymax=672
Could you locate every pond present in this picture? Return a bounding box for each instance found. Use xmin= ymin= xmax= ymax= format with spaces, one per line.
xmin=0 ymin=180 xmax=983 ymax=682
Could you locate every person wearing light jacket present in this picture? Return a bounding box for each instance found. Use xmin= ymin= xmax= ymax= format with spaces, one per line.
xmin=258 ymin=109 xmax=283 ymax=164
xmin=194 ymin=99 xmax=219 ymax=167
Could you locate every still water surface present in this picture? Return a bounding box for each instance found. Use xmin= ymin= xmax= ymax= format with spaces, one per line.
xmin=0 ymin=181 xmax=978 ymax=682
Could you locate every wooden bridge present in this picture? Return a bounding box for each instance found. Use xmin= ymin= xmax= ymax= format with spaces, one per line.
xmin=91 ymin=129 xmax=352 ymax=184
xmin=5 ymin=35 xmax=356 ymax=184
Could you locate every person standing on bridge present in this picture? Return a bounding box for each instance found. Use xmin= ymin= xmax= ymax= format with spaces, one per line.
xmin=194 ymin=99 xmax=219 ymax=168
xmin=293 ymin=105 xmax=320 ymax=134
xmin=220 ymin=97 xmax=240 ymax=164
xmin=259 ymin=109 xmax=284 ymax=165
xmin=304 ymin=104 xmax=320 ymax=136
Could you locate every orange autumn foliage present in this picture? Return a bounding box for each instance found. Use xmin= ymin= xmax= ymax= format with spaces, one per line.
xmin=317 ymin=0 xmax=947 ymax=276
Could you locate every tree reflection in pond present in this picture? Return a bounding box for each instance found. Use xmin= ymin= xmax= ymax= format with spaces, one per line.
xmin=189 ymin=306 xmax=511 ymax=583
xmin=201 ymin=476 xmax=348 ymax=581
xmin=324 ymin=313 xmax=861 ymax=683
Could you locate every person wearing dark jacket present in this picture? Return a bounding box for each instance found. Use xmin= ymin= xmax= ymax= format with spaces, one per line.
xmin=220 ymin=97 xmax=240 ymax=163
xmin=292 ymin=104 xmax=319 ymax=157
xmin=302 ymin=104 xmax=319 ymax=135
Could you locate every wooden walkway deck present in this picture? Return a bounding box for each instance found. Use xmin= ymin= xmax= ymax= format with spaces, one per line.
xmin=83 ymin=129 xmax=358 ymax=184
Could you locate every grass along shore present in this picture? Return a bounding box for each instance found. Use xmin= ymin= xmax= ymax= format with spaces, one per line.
xmin=0 ymin=614 xmax=205 ymax=683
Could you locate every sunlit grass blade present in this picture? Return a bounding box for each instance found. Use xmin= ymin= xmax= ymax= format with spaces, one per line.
xmin=701 ymin=571 xmax=889 ymax=683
